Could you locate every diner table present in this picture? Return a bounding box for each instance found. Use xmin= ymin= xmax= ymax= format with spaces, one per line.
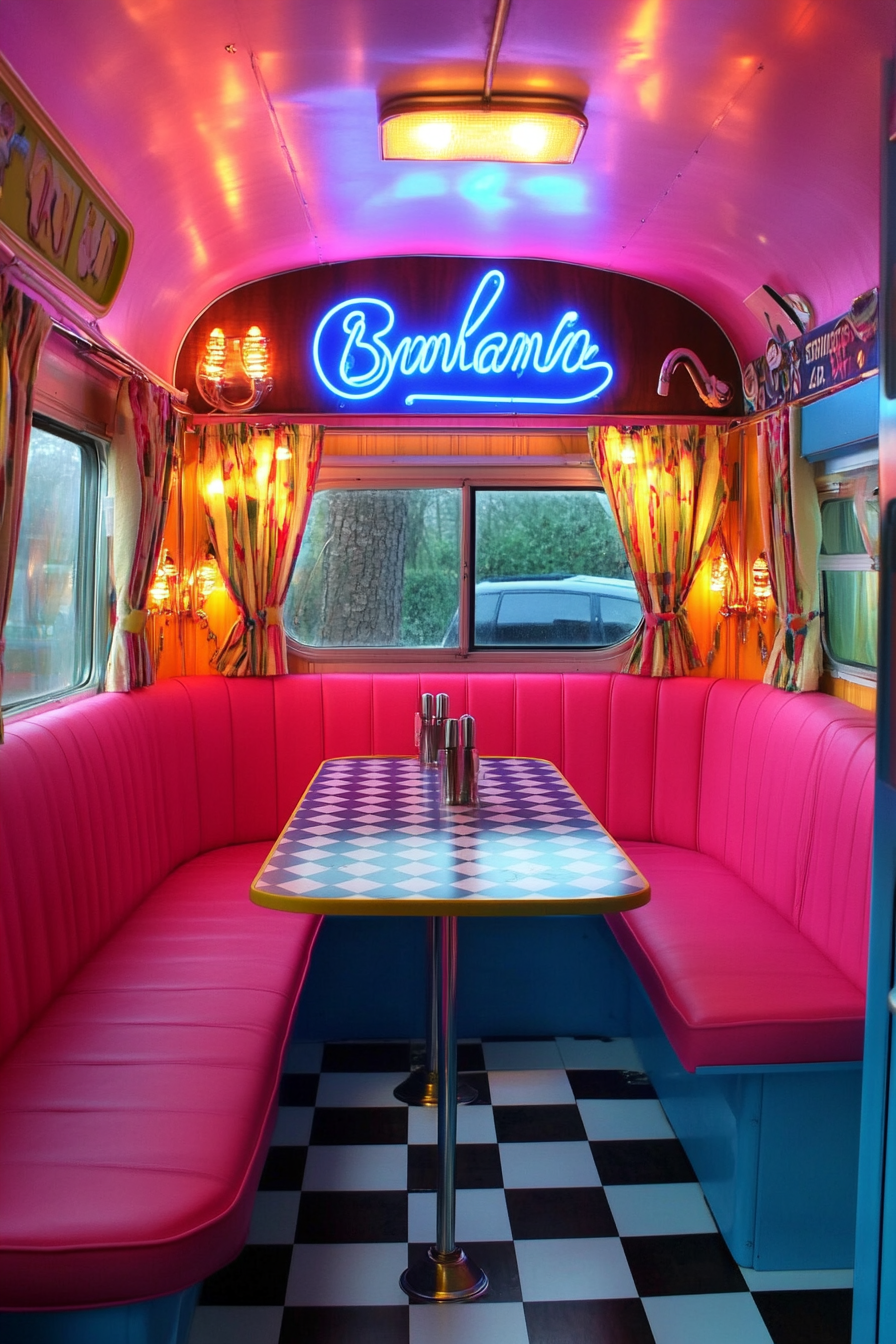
xmin=251 ymin=755 xmax=650 ymax=1302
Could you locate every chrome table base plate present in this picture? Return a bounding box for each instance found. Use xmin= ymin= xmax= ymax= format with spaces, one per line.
xmin=393 ymin=1068 xmax=477 ymax=1107
xmin=400 ymin=1246 xmax=489 ymax=1302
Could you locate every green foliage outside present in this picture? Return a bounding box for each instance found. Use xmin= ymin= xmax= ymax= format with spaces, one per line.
xmin=400 ymin=490 xmax=460 ymax=645
xmin=474 ymin=490 xmax=629 ymax=582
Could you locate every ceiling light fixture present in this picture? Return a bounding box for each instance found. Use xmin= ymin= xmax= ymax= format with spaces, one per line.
xmin=379 ymin=0 xmax=587 ymax=165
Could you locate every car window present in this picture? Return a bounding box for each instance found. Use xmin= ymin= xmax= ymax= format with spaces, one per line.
xmin=490 ymin=590 xmax=593 ymax=646
xmin=599 ymin=595 xmax=642 ymax=644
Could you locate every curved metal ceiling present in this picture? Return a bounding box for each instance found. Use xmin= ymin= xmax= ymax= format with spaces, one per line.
xmin=2 ymin=0 xmax=894 ymax=383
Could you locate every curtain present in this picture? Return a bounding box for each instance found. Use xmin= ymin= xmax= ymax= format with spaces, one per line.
xmin=588 ymin=423 xmax=729 ymax=676
xmin=105 ymin=377 xmax=181 ymax=691
xmin=757 ymin=406 xmax=823 ymax=691
xmin=0 ymin=279 xmax=52 ymax=741
xmin=199 ymin=422 xmax=323 ymax=676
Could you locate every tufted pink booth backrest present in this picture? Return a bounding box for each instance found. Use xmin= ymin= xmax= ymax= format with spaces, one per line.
xmin=0 ymin=672 xmax=874 ymax=1060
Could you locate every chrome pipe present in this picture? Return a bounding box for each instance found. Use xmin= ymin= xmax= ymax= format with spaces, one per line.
xmin=426 ymin=915 xmax=438 ymax=1076
xmin=436 ymin=915 xmax=458 ymax=1254
xmin=483 ymin=0 xmax=513 ymax=102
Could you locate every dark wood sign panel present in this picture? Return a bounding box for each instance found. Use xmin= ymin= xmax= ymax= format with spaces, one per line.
xmin=176 ymin=257 xmax=743 ymax=418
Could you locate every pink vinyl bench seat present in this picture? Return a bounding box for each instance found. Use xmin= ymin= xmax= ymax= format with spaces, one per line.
xmin=0 ymin=672 xmax=874 ymax=1311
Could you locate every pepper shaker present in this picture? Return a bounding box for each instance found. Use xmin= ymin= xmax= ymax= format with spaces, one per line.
xmin=440 ymin=717 xmax=460 ymax=806
xmin=458 ymin=714 xmax=479 ymax=805
xmin=418 ymin=693 xmax=438 ymax=766
xmin=434 ymin=693 xmax=450 ymax=752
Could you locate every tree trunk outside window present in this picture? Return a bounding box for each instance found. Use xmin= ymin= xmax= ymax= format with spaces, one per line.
xmin=318 ymin=491 xmax=410 ymax=644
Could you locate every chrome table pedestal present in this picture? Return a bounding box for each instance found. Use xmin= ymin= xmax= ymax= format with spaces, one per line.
xmin=394 ymin=917 xmax=477 ymax=1107
xmin=400 ymin=916 xmax=489 ymax=1302
xmin=251 ymin=756 xmax=650 ymax=1309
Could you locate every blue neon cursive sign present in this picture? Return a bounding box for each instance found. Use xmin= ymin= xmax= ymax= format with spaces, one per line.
xmin=311 ymin=269 xmax=614 ymax=407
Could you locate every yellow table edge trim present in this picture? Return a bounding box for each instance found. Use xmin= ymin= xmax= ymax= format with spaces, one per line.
xmin=250 ymin=755 xmax=651 ymax=918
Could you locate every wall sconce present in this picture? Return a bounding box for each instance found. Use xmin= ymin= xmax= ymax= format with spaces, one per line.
xmin=196 ymin=325 xmax=273 ymax=412
xmin=707 ymin=539 xmax=774 ymax=665
xmin=147 ymin=544 xmax=221 ymax=658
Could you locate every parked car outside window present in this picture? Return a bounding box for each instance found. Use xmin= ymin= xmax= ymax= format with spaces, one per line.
xmin=443 ymin=575 xmax=642 ymax=648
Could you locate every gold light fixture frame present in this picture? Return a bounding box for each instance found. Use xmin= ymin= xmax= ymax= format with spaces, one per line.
xmin=196 ymin=326 xmax=273 ymax=413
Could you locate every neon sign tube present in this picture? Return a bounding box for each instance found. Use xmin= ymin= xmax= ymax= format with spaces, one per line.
xmin=311 ymin=268 xmax=614 ymax=406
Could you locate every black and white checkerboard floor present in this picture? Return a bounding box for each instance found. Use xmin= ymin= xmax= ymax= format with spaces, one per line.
xmin=188 ymin=1038 xmax=853 ymax=1344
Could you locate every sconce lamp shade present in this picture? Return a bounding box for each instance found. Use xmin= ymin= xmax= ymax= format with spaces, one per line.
xmin=752 ymin=553 xmax=774 ymax=620
xmin=710 ymin=552 xmax=730 ymax=595
xmin=379 ymin=95 xmax=587 ymax=163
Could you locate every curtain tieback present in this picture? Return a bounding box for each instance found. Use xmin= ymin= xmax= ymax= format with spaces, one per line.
xmin=644 ymin=610 xmax=683 ymax=628
xmin=261 ymin=606 xmax=283 ymax=627
xmin=785 ymin=611 xmax=819 ymax=633
xmin=120 ymin=609 xmax=148 ymax=635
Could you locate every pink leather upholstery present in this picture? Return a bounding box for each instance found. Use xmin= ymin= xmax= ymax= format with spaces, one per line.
xmin=607 ymin=844 xmax=867 ymax=1070
xmin=0 ymin=686 xmax=322 ymax=1310
xmin=0 ymin=672 xmax=874 ymax=1309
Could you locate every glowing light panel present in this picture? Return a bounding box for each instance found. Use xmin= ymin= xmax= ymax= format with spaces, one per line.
xmin=311 ymin=268 xmax=614 ymax=408
xmin=380 ymin=98 xmax=586 ymax=164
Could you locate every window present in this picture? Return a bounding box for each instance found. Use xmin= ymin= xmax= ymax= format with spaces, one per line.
xmin=818 ymin=473 xmax=878 ymax=676
xmin=286 ymin=479 xmax=640 ymax=654
xmin=470 ymin=489 xmax=638 ymax=648
xmin=3 ymin=420 xmax=104 ymax=711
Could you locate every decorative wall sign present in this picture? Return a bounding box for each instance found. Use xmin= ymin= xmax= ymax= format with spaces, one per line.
xmin=0 ymin=54 xmax=133 ymax=314
xmin=742 ymin=289 xmax=878 ymax=415
xmin=312 ymin=268 xmax=615 ymax=408
xmin=176 ymin=257 xmax=743 ymax=418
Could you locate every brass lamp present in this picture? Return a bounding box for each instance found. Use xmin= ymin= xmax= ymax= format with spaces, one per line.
xmin=707 ymin=540 xmax=773 ymax=665
xmin=196 ymin=326 xmax=273 ymax=412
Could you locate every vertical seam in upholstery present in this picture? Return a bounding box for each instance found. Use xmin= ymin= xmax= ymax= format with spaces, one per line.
xmin=695 ymin=678 xmax=715 ymax=852
xmin=368 ymin=674 xmax=375 ymax=754
xmin=316 ymin=673 xmax=325 ymax=762
xmin=512 ymin=674 xmax=517 ymax=756
xmin=225 ymin=677 xmax=237 ymax=841
xmin=650 ymin=678 xmax=661 ymax=843
xmin=183 ymin=678 xmax=205 ymax=856
xmin=272 ymin=676 xmax=280 ymax=820
xmin=605 ymin=674 xmax=614 ymax=825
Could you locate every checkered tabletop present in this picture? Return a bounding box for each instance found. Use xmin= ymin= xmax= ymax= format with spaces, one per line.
xmin=253 ymin=757 xmax=649 ymax=916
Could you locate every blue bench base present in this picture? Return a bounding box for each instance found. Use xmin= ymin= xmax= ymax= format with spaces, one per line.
xmin=630 ymin=977 xmax=862 ymax=1270
xmin=0 ymin=1285 xmax=199 ymax=1344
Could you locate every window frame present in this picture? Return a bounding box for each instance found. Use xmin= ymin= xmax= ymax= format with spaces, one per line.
xmin=816 ymin=463 xmax=879 ymax=686
xmin=2 ymin=415 xmax=107 ymax=718
xmin=285 ymin=454 xmax=642 ymax=670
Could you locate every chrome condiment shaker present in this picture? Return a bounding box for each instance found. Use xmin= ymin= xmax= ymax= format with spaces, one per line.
xmin=434 ymin=693 xmax=450 ymax=751
xmin=418 ymin=692 xmax=438 ymax=767
xmin=440 ymin=716 xmax=460 ymax=806
xmin=458 ymin=714 xmax=479 ymax=805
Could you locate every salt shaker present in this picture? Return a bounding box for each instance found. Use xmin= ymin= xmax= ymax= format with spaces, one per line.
xmin=458 ymin=714 xmax=479 ymax=805
xmin=440 ymin=717 xmax=460 ymax=805
xmin=418 ymin=693 xmax=438 ymax=766
xmin=434 ymin=693 xmax=450 ymax=751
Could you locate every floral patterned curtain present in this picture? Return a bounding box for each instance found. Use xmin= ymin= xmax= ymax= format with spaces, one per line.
xmin=757 ymin=406 xmax=822 ymax=691
xmin=199 ymin=422 xmax=323 ymax=676
xmin=0 ymin=279 xmax=52 ymax=742
xmin=105 ymin=377 xmax=182 ymax=691
xmin=588 ymin=423 xmax=729 ymax=676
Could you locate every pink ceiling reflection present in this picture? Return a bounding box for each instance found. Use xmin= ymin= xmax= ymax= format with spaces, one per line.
xmin=2 ymin=0 xmax=894 ymax=383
